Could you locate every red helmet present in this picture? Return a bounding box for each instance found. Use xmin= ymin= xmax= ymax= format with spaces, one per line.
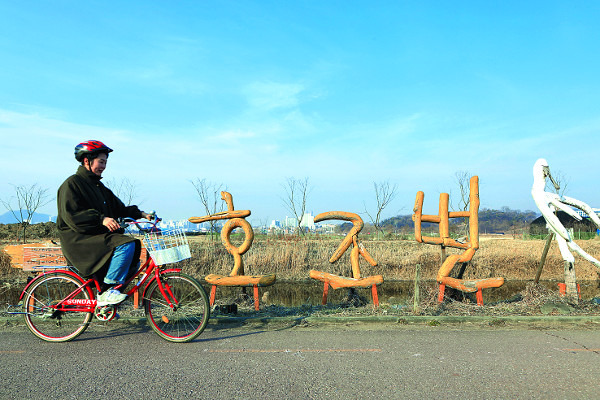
xmin=74 ymin=140 xmax=113 ymax=162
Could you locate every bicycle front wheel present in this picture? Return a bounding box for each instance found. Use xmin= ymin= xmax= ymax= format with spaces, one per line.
xmin=23 ymin=272 xmax=93 ymax=342
xmin=144 ymin=272 xmax=210 ymax=342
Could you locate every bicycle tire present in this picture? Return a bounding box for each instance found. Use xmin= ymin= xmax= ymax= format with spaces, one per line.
xmin=23 ymin=272 xmax=93 ymax=342
xmin=144 ymin=272 xmax=210 ymax=342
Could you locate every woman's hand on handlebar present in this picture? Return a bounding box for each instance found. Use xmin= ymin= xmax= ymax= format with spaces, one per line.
xmin=119 ymin=212 xmax=160 ymax=233
xmin=142 ymin=211 xmax=155 ymax=221
xmin=103 ymin=217 xmax=121 ymax=232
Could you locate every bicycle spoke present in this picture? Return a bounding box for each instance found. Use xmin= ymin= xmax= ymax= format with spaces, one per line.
xmin=23 ymin=273 xmax=92 ymax=342
xmin=144 ymin=273 xmax=209 ymax=342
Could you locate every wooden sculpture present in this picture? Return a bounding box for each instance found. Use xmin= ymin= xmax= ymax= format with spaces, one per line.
xmin=531 ymin=158 xmax=600 ymax=300
xmin=188 ymin=191 xmax=275 ymax=310
xmin=309 ymin=211 xmax=383 ymax=307
xmin=412 ymin=176 xmax=504 ymax=305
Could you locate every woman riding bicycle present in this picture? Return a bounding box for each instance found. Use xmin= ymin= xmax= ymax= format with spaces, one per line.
xmin=56 ymin=140 xmax=154 ymax=306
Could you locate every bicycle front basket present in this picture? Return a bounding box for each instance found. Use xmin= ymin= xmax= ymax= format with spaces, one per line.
xmin=142 ymin=228 xmax=191 ymax=265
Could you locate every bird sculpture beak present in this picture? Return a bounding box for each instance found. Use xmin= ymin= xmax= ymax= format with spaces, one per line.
xmin=543 ymin=166 xmax=560 ymax=192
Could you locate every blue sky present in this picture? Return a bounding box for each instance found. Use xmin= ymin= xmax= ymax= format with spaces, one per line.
xmin=1 ymin=1 xmax=599 ymax=224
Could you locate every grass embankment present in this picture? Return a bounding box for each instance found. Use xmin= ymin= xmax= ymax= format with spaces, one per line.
xmin=2 ymin=236 xmax=600 ymax=317
xmin=2 ymin=235 xmax=599 ymax=282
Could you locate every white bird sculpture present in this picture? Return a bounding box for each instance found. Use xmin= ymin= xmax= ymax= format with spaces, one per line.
xmin=531 ymin=159 xmax=600 ymax=284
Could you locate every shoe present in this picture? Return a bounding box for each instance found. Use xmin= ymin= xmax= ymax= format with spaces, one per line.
xmin=96 ymin=289 xmax=127 ymax=306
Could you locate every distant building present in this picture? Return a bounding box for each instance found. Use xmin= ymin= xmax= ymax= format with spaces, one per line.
xmin=268 ymin=213 xmax=317 ymax=234
xmin=575 ymin=208 xmax=600 ymax=219
xmin=269 ymin=220 xmax=282 ymax=229
xmin=300 ymin=212 xmax=315 ymax=230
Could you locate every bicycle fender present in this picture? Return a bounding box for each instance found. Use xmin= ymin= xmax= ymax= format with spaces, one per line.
xmin=19 ymin=269 xmax=86 ymax=301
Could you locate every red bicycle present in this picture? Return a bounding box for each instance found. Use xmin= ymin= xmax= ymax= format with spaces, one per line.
xmin=17 ymin=215 xmax=210 ymax=342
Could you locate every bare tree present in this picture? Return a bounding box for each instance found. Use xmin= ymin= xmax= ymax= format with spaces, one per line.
xmin=452 ymin=171 xmax=471 ymax=212
xmin=546 ymin=170 xmax=569 ymax=197
xmin=1 ymin=183 xmax=51 ymax=243
xmin=257 ymin=216 xmax=270 ymax=235
xmin=364 ymin=180 xmax=397 ymax=239
xmin=281 ymin=177 xmax=310 ymax=235
xmin=451 ymin=170 xmax=471 ymax=236
xmin=105 ymin=177 xmax=139 ymax=206
xmin=191 ymin=178 xmax=225 ymax=240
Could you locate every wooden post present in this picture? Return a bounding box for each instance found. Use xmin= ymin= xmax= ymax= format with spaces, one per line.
xmin=564 ymin=261 xmax=579 ymax=304
xmin=133 ymin=288 xmax=140 ymax=309
xmin=253 ymin=285 xmax=259 ymax=311
xmin=438 ymin=283 xmax=445 ymax=303
xmin=476 ymin=288 xmax=483 ymax=306
xmin=534 ymin=233 xmax=554 ymax=283
xmin=209 ymin=285 xmax=217 ymax=306
xmin=371 ymin=285 xmax=379 ymax=307
xmin=413 ymin=264 xmax=421 ymax=314
xmin=322 ymin=282 xmax=329 ymax=305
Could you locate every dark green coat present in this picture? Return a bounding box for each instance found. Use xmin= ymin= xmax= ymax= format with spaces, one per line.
xmin=57 ymin=166 xmax=143 ymax=277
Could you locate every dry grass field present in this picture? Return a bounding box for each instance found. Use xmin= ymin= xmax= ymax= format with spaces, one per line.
xmin=2 ymin=235 xmax=600 ymax=313
xmin=2 ymin=235 xmax=599 ymax=284
xmin=177 ymin=235 xmax=600 ymax=282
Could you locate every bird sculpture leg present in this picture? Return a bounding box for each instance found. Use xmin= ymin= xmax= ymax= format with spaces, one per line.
xmin=555 ymin=234 xmax=578 ymax=300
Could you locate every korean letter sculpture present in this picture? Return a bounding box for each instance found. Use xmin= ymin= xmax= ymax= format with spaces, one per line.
xmin=412 ymin=176 xmax=504 ymax=305
xmin=309 ymin=211 xmax=383 ymax=307
xmin=188 ymin=191 xmax=275 ymax=311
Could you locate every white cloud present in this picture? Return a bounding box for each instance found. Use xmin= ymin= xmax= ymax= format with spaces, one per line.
xmin=243 ymin=81 xmax=305 ymax=111
xmin=3 ymin=105 xmax=599 ymax=221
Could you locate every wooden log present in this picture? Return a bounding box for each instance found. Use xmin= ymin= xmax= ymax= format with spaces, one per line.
xmin=314 ymin=211 xmax=363 ymax=264
xmin=309 ymin=270 xmax=383 ymax=289
xmin=371 ymin=284 xmax=379 ymax=307
xmin=439 ymin=277 xmax=505 ymax=293
xmin=188 ymin=210 xmax=251 ymax=223
xmin=205 ymin=273 xmax=276 ymax=287
xmin=534 ymin=232 xmax=554 ymax=283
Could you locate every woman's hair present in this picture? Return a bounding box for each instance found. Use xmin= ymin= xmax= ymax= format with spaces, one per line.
xmin=81 ymin=151 xmax=109 ymax=166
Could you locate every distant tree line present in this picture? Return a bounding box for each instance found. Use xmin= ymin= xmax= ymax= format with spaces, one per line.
xmin=0 ymin=221 xmax=59 ymax=241
xmin=336 ymin=207 xmax=540 ymax=236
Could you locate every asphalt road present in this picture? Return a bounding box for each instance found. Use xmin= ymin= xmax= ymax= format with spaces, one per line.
xmin=1 ymin=319 xmax=599 ymax=399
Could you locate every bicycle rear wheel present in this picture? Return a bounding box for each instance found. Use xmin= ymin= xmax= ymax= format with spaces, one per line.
xmin=23 ymin=272 xmax=93 ymax=342
xmin=144 ymin=272 xmax=210 ymax=342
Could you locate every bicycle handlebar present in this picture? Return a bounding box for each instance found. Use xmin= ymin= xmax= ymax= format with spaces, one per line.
xmin=120 ymin=213 xmax=162 ymax=233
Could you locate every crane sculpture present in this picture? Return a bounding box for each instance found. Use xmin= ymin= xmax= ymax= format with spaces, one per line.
xmin=531 ymin=158 xmax=600 ymax=300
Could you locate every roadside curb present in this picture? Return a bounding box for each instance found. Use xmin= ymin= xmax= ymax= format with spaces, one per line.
xmin=4 ymin=314 xmax=600 ymax=328
xmin=208 ymin=315 xmax=600 ymax=326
